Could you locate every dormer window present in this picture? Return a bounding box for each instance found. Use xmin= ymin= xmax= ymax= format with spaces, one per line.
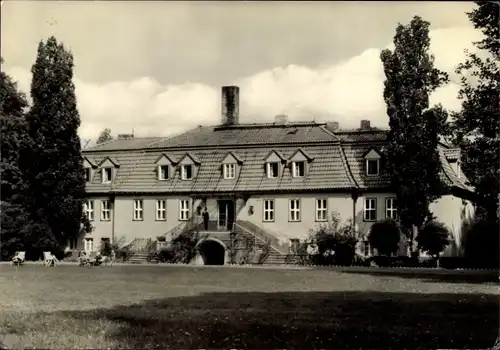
xmin=82 ymin=156 xmax=97 ymax=183
xmin=223 ymin=163 xmax=236 ymax=179
xmin=102 ymin=167 xmax=112 ymax=183
xmin=267 ymin=162 xmax=279 ymax=178
xmin=181 ymin=164 xmax=193 ymax=180
xmin=366 ymin=159 xmax=379 ymax=176
xmin=158 ymin=165 xmax=169 ymax=180
xmin=292 ymin=161 xmax=305 ymax=177
xmin=97 ymin=157 xmax=120 ymax=184
xmin=363 ymin=147 xmax=382 ymax=177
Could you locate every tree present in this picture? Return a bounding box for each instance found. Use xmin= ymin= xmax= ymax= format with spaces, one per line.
xmin=19 ymin=36 xmax=90 ymax=253
xmin=416 ymin=220 xmax=450 ymax=265
xmin=0 ymin=58 xmax=31 ymax=259
xmin=450 ymin=2 xmax=499 ymax=222
xmin=96 ymin=128 xmax=113 ymax=144
xmin=368 ymin=219 xmax=401 ymax=257
xmin=380 ymin=16 xmax=449 ymax=254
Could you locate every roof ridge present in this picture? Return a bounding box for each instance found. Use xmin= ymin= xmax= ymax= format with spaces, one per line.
xmin=318 ymin=125 xmax=341 ymax=141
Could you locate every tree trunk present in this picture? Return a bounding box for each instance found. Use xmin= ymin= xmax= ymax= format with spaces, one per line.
xmin=436 ymin=252 xmax=440 ymax=268
xmin=411 ymin=225 xmax=419 ymax=258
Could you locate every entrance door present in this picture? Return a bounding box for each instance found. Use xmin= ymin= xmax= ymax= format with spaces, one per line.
xmin=218 ymin=200 xmax=235 ymax=231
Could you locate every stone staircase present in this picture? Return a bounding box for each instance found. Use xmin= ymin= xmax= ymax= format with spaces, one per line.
xmin=126 ymin=238 xmax=157 ymax=264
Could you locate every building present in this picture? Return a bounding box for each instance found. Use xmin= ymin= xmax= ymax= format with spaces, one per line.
xmin=79 ymin=85 xmax=475 ymax=264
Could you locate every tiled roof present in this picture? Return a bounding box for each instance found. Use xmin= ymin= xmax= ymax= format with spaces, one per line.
xmin=83 ymin=122 xmax=471 ymax=194
xmin=443 ymin=148 xmax=460 ymax=161
xmin=85 ymin=137 xmax=164 ymax=152
xmin=85 ymin=146 xmax=354 ymax=193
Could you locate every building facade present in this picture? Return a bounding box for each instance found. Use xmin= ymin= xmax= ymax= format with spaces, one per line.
xmin=79 ymin=86 xmax=475 ymax=263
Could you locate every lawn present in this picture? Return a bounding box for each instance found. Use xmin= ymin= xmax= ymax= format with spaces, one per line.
xmin=0 ymin=264 xmax=498 ymax=349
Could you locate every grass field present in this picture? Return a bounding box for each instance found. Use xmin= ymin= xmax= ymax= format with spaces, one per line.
xmin=0 ymin=264 xmax=498 ymax=349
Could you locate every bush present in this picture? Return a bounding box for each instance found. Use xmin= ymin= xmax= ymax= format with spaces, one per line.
xmin=368 ymin=219 xmax=401 ymax=256
xmin=307 ymin=212 xmax=358 ymax=266
xmin=100 ymin=240 xmax=112 ymax=256
xmin=157 ymin=230 xmax=199 ymax=264
xmin=463 ymin=218 xmax=499 ymax=269
xmin=416 ymin=220 xmax=450 ymax=260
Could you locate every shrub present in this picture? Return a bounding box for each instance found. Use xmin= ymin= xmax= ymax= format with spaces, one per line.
xmin=100 ymin=240 xmax=112 ymax=256
xmin=416 ymin=220 xmax=450 ymax=260
xmin=308 ymin=212 xmax=358 ymax=266
xmin=159 ymin=229 xmax=199 ymax=264
xmin=463 ymin=218 xmax=499 ymax=269
xmin=368 ymin=219 xmax=401 ymax=256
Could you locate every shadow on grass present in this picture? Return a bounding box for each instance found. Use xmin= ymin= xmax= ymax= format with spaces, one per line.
xmin=337 ymin=268 xmax=499 ymax=284
xmin=49 ymin=291 xmax=499 ymax=349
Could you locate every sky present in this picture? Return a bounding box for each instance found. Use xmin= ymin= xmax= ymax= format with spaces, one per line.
xmin=1 ymin=1 xmax=483 ymax=144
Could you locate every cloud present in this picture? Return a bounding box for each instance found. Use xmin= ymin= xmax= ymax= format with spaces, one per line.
xmin=5 ymin=26 xmax=482 ymax=142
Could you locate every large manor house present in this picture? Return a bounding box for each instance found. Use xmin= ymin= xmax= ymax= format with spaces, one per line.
xmin=78 ymin=86 xmax=475 ymax=263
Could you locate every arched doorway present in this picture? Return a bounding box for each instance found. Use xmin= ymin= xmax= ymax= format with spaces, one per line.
xmin=198 ymin=239 xmax=226 ymax=265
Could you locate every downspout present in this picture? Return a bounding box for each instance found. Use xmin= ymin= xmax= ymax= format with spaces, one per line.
xmin=351 ymin=187 xmax=359 ymax=236
xmin=110 ymin=193 xmax=116 ymax=244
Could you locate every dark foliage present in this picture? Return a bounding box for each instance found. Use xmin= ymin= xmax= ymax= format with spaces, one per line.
xmin=0 ymin=58 xmax=30 ymax=260
xmin=463 ymin=218 xmax=500 ymax=269
xmin=380 ymin=16 xmax=448 ymax=248
xmin=450 ymin=2 xmax=499 ymax=224
xmin=157 ymin=230 xmax=199 ymax=264
xmin=416 ymin=220 xmax=450 ymax=258
xmin=96 ymin=128 xmax=113 ymax=144
xmin=368 ymin=219 xmax=401 ymax=257
xmin=19 ymin=36 xmax=91 ymax=253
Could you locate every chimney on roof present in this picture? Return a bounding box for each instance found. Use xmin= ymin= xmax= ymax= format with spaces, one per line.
xmin=221 ymin=86 xmax=239 ymax=126
xmin=360 ymin=119 xmax=371 ymax=130
xmin=117 ymin=134 xmax=134 ymax=140
xmin=326 ymin=121 xmax=340 ymax=132
xmin=274 ymin=114 xmax=288 ymax=125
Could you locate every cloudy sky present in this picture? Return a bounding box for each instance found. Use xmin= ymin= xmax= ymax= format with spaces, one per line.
xmin=1 ymin=1 xmax=482 ymax=143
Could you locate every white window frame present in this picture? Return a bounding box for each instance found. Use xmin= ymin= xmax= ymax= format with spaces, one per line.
xmin=84 ymin=238 xmax=94 ymax=252
xmin=157 ymin=165 xmax=169 ymax=180
xmin=263 ymin=199 xmax=275 ymax=222
xmin=102 ymin=167 xmax=113 ymax=183
xmin=363 ymin=241 xmax=374 ymax=257
xmin=223 ymin=163 xmax=236 ymax=179
xmin=292 ymin=161 xmax=305 ymax=178
xmin=364 ymin=198 xmax=377 ymax=221
xmin=179 ymin=200 xmax=190 ymax=221
xmin=181 ymin=165 xmax=193 ymax=180
xmin=289 ymin=199 xmax=301 ymax=222
xmin=266 ymin=162 xmax=279 ymax=178
xmin=366 ymin=159 xmax=379 ymax=176
xmin=85 ymin=200 xmax=94 ymax=221
xmin=315 ymin=199 xmax=328 ymax=222
xmin=156 ymin=200 xmax=166 ymax=221
xmin=385 ymin=198 xmax=398 ymax=220
xmin=133 ymin=199 xmax=143 ymax=221
xmin=101 ymin=200 xmax=111 ymax=221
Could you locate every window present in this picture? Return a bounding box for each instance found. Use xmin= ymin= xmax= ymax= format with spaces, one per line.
xmin=84 ymin=200 xmax=94 ymax=221
xmin=316 ymin=199 xmax=328 ymax=221
xmin=156 ymin=200 xmax=166 ymax=221
xmin=267 ymin=162 xmax=279 ymax=178
xmin=289 ymin=199 xmax=301 ymax=222
xmin=133 ymin=200 xmax=143 ymax=221
xmin=179 ymin=200 xmax=190 ymax=221
xmin=101 ymin=237 xmax=110 ymax=250
xmin=366 ymin=159 xmax=379 ymax=176
xmin=102 ymin=167 xmax=113 ymax=183
xmin=364 ymin=198 xmax=377 ymax=221
xmin=181 ymin=165 xmax=193 ymax=180
xmin=84 ymin=238 xmax=94 ymax=252
xmin=84 ymin=168 xmax=91 ymax=182
xmin=386 ymin=198 xmax=398 ymax=220
xmin=223 ymin=163 xmax=236 ymax=179
xmin=363 ymin=241 xmax=374 ymax=256
xmin=68 ymin=238 xmax=78 ymax=250
xmin=263 ymin=200 xmax=274 ymax=222
xmin=292 ymin=161 xmax=305 ymax=177
xmin=158 ymin=165 xmax=169 ymax=180
xmin=101 ymin=200 xmax=111 ymax=221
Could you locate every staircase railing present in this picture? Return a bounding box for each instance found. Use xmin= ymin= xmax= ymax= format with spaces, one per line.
xmin=235 ymin=220 xmax=290 ymax=255
xmin=232 ymin=222 xmax=286 ymax=256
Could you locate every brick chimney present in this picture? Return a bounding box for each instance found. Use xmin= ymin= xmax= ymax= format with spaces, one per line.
xmin=221 ymin=86 xmax=240 ymax=126
xmin=274 ymin=114 xmax=288 ymax=125
xmin=360 ymin=119 xmax=371 ymax=130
